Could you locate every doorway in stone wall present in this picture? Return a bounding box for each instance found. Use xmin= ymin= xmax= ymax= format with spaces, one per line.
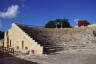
xmin=6 ymin=31 xmax=9 ymax=48
xmin=22 ymin=41 xmax=24 ymax=49
xmin=10 ymin=40 xmax=11 ymax=47
xmin=31 ymin=50 xmax=35 ymax=54
xmin=7 ymin=41 xmax=9 ymax=48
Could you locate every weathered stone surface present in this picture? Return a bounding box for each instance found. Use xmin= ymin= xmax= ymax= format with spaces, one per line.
xmin=4 ymin=23 xmax=96 ymax=54
xmin=26 ymin=26 xmax=96 ymax=53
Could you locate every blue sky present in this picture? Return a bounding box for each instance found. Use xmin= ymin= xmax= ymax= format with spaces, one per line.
xmin=0 ymin=0 xmax=96 ymax=31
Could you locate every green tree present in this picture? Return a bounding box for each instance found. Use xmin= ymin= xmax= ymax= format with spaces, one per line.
xmin=45 ymin=19 xmax=71 ymax=28
xmin=0 ymin=31 xmax=4 ymax=40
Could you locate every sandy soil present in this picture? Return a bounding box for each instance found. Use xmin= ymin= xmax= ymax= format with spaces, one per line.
xmin=15 ymin=50 xmax=96 ymax=64
xmin=1 ymin=50 xmax=96 ymax=64
xmin=0 ymin=56 xmax=38 ymax=64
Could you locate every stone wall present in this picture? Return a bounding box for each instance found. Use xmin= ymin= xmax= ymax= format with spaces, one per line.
xmin=4 ymin=23 xmax=43 ymax=55
xmin=0 ymin=39 xmax=3 ymax=47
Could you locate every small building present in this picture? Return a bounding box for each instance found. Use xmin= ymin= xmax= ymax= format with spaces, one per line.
xmin=4 ymin=23 xmax=43 ymax=55
xmin=78 ymin=20 xmax=90 ymax=27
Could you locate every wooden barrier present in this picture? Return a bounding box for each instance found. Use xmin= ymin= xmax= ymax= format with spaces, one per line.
xmin=0 ymin=46 xmax=14 ymax=56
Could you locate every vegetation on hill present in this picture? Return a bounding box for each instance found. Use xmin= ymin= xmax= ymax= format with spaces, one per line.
xmin=45 ymin=19 xmax=71 ymax=28
xmin=0 ymin=31 xmax=4 ymax=40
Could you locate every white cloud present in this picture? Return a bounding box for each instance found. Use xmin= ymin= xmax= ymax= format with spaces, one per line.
xmin=0 ymin=5 xmax=19 ymax=18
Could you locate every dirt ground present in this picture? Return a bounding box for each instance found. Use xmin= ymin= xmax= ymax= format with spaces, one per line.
xmin=0 ymin=56 xmax=38 ymax=64
xmin=1 ymin=50 xmax=96 ymax=64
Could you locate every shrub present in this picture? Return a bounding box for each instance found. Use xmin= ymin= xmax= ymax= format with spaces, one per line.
xmin=45 ymin=19 xmax=71 ymax=28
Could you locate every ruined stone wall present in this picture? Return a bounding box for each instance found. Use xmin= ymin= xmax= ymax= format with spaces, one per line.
xmin=0 ymin=39 xmax=3 ymax=46
xmin=4 ymin=23 xmax=43 ymax=55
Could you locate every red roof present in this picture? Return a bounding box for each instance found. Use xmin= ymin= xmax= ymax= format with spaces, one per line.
xmin=78 ymin=20 xmax=90 ymax=27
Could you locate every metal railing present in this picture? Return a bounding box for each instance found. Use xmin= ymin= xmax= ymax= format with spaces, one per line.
xmin=0 ymin=46 xmax=14 ymax=56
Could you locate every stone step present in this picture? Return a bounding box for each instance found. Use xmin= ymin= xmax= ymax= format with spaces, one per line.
xmin=43 ymin=45 xmax=63 ymax=47
xmin=45 ymin=48 xmax=63 ymax=50
xmin=45 ymin=45 xmax=63 ymax=47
